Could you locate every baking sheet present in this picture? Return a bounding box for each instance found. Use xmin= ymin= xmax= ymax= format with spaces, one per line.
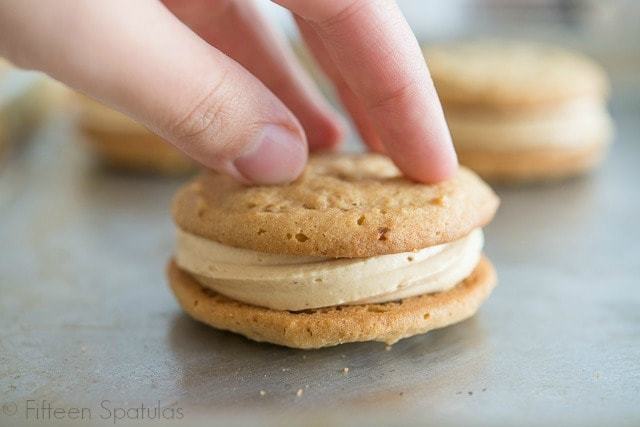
xmin=1 ymin=81 xmax=639 ymax=427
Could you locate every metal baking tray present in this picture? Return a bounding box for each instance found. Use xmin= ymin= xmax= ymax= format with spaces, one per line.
xmin=1 ymin=77 xmax=638 ymax=427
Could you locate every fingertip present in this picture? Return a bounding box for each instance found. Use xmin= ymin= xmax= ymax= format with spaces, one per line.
xmin=233 ymin=124 xmax=308 ymax=185
xmin=427 ymin=149 xmax=459 ymax=182
xmin=393 ymin=135 xmax=459 ymax=184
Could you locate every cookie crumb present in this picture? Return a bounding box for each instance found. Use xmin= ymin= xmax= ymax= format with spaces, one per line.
xmin=377 ymin=227 xmax=390 ymax=241
xmin=429 ymin=195 xmax=447 ymax=206
xmin=296 ymin=388 xmax=304 ymax=397
xmin=385 ymin=345 xmax=392 ymax=351
xmin=342 ymin=367 xmax=349 ymax=375
xmin=259 ymin=390 xmax=266 ymax=396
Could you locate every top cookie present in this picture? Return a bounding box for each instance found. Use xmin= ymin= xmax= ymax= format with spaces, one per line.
xmin=173 ymin=153 xmax=499 ymax=258
xmin=423 ymin=40 xmax=609 ymax=110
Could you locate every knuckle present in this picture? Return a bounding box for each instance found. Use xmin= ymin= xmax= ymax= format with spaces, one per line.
xmin=366 ymin=77 xmax=421 ymax=112
xmin=169 ymin=76 xmax=231 ymax=143
xmin=320 ymin=0 xmax=371 ymax=29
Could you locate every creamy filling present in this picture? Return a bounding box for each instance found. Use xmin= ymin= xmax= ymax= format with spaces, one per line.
xmin=446 ymin=97 xmax=613 ymax=151
xmin=175 ymin=229 xmax=484 ymax=311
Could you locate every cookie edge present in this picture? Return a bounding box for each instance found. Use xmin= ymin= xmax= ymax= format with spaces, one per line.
xmin=457 ymin=140 xmax=609 ymax=183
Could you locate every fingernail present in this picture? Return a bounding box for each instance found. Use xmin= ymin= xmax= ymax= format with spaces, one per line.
xmin=234 ymin=124 xmax=308 ymax=185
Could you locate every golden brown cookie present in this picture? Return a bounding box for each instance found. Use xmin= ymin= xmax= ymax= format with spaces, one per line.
xmin=423 ymin=40 xmax=613 ymax=182
xmin=168 ymin=256 xmax=496 ymax=349
xmin=173 ymin=153 xmax=499 ymax=258
xmin=75 ymin=95 xmax=194 ymax=175
xmin=457 ymin=141 xmax=608 ymax=183
xmin=424 ymin=40 xmax=609 ymax=111
xmin=82 ymin=128 xmax=195 ymax=175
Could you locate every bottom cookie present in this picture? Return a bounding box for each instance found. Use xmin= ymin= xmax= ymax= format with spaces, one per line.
xmin=457 ymin=141 xmax=608 ymax=183
xmin=167 ymin=256 xmax=496 ymax=349
xmin=82 ymin=129 xmax=195 ymax=175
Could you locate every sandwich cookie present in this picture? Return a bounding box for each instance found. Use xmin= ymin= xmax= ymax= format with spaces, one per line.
xmin=424 ymin=40 xmax=614 ymax=182
xmin=75 ymin=95 xmax=194 ymax=175
xmin=169 ymin=153 xmax=499 ymax=348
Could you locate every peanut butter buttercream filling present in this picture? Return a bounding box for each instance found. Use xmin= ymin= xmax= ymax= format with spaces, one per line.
xmin=175 ymin=228 xmax=484 ymax=311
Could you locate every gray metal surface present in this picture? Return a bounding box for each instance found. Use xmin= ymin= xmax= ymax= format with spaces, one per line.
xmin=1 ymin=83 xmax=639 ymax=427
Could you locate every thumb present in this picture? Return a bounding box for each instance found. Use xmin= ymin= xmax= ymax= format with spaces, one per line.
xmin=0 ymin=0 xmax=307 ymax=184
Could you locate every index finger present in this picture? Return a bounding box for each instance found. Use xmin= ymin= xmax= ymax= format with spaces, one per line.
xmin=273 ymin=0 xmax=458 ymax=183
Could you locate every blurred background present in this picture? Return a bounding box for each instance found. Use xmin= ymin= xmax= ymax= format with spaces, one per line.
xmin=2 ymin=0 xmax=639 ymax=160
xmin=1 ymin=1 xmax=639 ymax=426
xmin=273 ymin=0 xmax=640 ymax=87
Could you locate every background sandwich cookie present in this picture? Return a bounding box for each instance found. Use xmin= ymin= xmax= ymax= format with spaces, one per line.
xmin=73 ymin=94 xmax=194 ymax=175
xmin=424 ymin=40 xmax=614 ymax=182
xmin=169 ymin=153 xmax=499 ymax=348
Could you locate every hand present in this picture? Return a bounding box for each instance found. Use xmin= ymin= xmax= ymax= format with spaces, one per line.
xmin=0 ymin=0 xmax=457 ymax=184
